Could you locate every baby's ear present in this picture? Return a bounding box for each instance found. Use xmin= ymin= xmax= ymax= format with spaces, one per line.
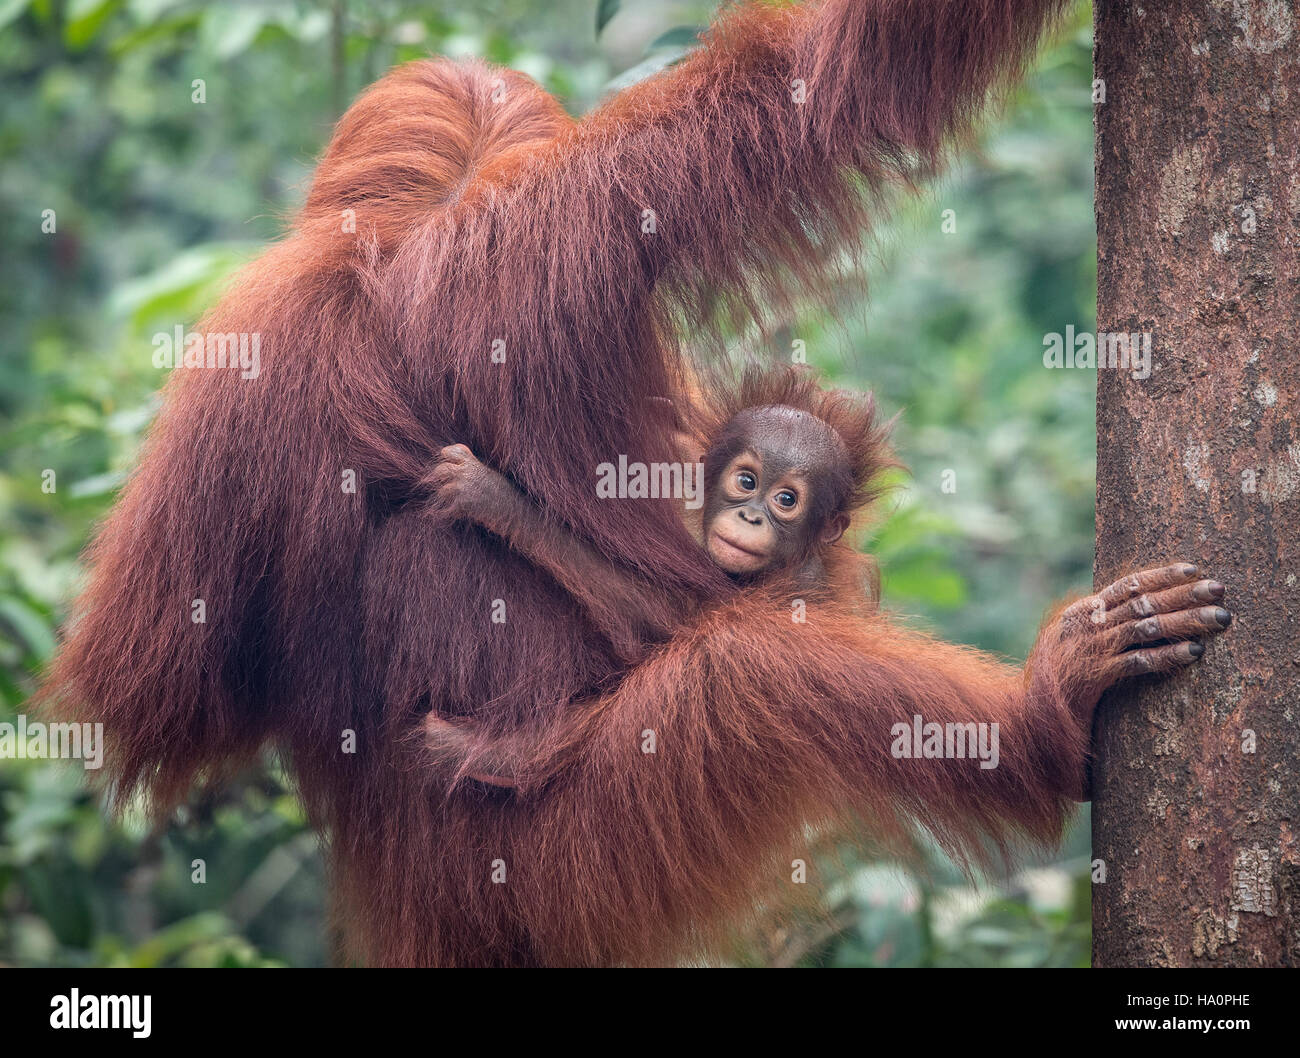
xmin=820 ymin=512 xmax=850 ymax=545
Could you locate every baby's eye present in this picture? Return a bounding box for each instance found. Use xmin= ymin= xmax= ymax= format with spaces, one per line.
xmin=736 ymin=471 xmax=757 ymax=492
xmin=774 ymin=490 xmax=797 ymax=509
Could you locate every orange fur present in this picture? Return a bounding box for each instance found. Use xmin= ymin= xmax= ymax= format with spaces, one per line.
xmin=39 ymin=0 xmax=1073 ymax=966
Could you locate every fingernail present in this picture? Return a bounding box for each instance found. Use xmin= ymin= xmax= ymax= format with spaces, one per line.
xmin=1188 ymin=640 xmax=1205 ymax=658
xmin=1181 ymin=564 xmax=1197 ymax=577
xmin=1215 ymin=608 xmax=1231 ymax=627
xmin=1195 ymin=580 xmax=1225 ymax=601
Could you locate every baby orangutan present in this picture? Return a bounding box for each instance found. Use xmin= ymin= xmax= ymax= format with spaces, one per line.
xmin=421 ymin=370 xmax=893 ymax=788
xmin=435 ymin=407 xmax=865 ymax=583
xmin=427 ymin=369 xmax=889 ymax=646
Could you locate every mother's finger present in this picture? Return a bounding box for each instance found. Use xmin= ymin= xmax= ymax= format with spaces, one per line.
xmin=1105 ymin=579 xmax=1225 ymax=624
xmin=1096 ymin=563 xmax=1200 ymax=609
xmin=1109 ymin=640 xmax=1206 ymax=679
xmin=1110 ymin=606 xmax=1231 ymax=648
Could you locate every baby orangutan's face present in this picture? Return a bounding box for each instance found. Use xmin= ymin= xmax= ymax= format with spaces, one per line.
xmin=701 ymin=408 xmax=850 ymax=577
xmin=705 ymin=452 xmax=811 ymax=574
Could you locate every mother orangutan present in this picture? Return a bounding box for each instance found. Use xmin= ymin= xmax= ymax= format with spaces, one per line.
xmin=42 ymin=0 xmax=1229 ymax=966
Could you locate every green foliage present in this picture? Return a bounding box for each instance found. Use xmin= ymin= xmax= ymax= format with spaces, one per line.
xmin=807 ymin=11 xmax=1099 ymax=659
xmin=821 ymin=856 xmax=1091 ymax=969
xmin=0 ymin=0 xmax=1096 ymax=967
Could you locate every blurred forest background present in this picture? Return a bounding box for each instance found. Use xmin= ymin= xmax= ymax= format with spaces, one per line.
xmin=0 ymin=0 xmax=1097 ymax=967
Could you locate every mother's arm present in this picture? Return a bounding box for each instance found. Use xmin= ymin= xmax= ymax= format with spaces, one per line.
xmin=426 ymin=565 xmax=1230 ymax=828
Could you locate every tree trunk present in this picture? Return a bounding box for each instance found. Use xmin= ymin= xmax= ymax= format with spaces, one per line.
xmin=1092 ymin=1 xmax=1300 ymax=967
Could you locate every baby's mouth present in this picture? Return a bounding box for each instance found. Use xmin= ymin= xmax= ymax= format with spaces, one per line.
xmin=708 ymin=528 xmax=766 ymax=567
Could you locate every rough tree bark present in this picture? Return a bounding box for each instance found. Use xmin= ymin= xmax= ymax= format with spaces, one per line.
xmin=1092 ymin=1 xmax=1299 ymax=967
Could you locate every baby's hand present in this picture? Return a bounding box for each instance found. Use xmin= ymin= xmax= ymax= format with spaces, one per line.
xmin=425 ymin=444 xmax=525 ymax=536
xmin=425 ymin=444 xmax=491 ymax=522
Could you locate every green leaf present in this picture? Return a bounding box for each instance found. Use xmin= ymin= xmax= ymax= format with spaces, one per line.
xmin=0 ymin=0 xmax=31 ymax=33
xmin=604 ymin=50 xmax=687 ymax=94
xmin=0 ymin=594 xmax=57 ymax=663
xmin=127 ymin=0 xmax=179 ymax=18
xmin=595 ymin=0 xmax=619 ymax=35
xmin=648 ymin=26 xmax=702 ymax=51
xmin=127 ymin=912 xmax=232 ymax=967
xmin=63 ymin=0 xmax=119 ymax=50
xmin=880 ymin=554 xmax=969 ymax=609
xmin=199 ymin=5 xmax=270 ymax=60
xmin=106 ymin=243 xmax=254 ymax=329
xmin=68 ymin=470 xmax=126 ymax=499
xmin=109 ymin=12 xmax=201 ymax=57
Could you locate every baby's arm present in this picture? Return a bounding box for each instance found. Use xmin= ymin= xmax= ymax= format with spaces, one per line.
xmin=425 ymin=445 xmax=684 ymax=662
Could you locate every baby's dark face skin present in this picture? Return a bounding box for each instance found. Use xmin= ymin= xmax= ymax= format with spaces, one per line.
xmin=701 ymin=407 xmax=850 ymax=577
